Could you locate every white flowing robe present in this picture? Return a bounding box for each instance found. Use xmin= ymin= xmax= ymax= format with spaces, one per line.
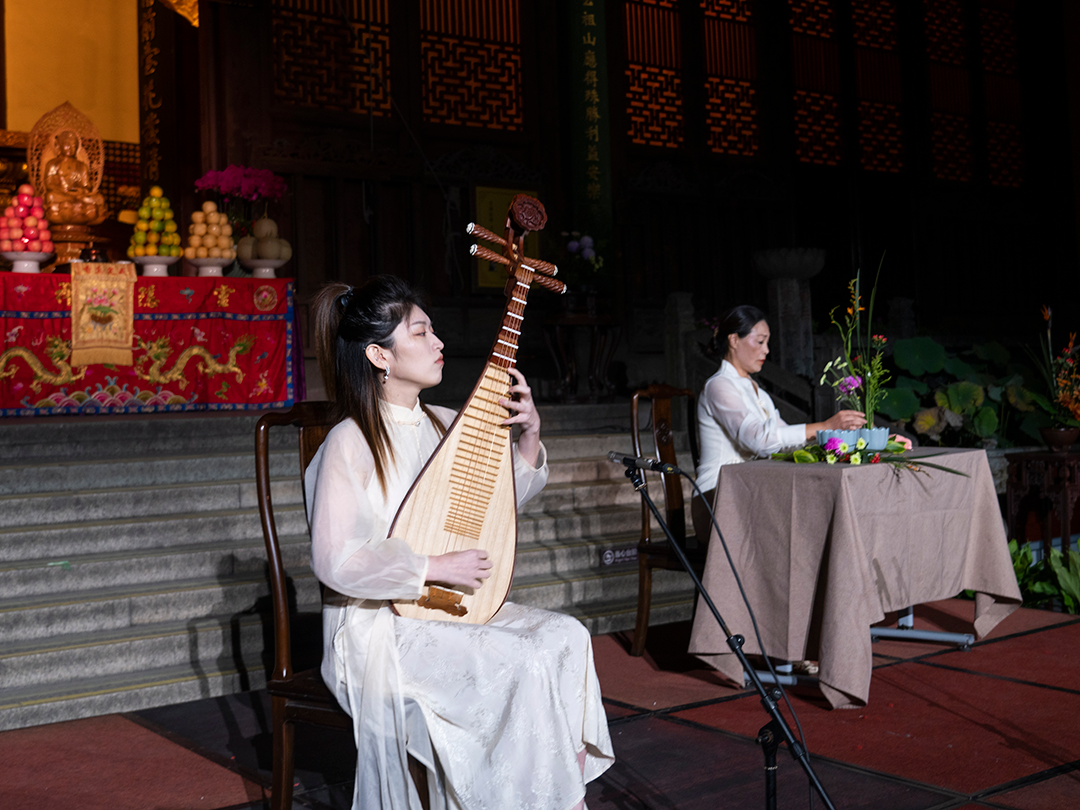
xmin=306 ymin=400 xmax=614 ymax=810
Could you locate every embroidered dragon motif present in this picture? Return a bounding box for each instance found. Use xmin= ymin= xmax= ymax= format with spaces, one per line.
xmin=0 ymin=337 xmax=87 ymax=392
xmin=134 ymin=334 xmax=254 ymax=389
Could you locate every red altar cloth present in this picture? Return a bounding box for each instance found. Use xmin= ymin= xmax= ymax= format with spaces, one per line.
xmin=0 ymin=273 xmax=295 ymax=415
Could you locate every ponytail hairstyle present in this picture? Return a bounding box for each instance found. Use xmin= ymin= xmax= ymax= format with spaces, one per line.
xmin=708 ymin=304 xmax=768 ymax=360
xmin=311 ymin=276 xmax=445 ymax=494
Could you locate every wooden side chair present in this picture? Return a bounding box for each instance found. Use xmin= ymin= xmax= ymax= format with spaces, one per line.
xmin=629 ymin=384 xmax=704 ymax=657
xmin=255 ymin=402 xmax=430 ymax=810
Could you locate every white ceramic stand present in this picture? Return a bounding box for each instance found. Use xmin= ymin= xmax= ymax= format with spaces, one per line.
xmin=2 ymin=251 xmax=54 ymax=273
xmin=186 ymin=257 xmax=234 ymax=278
xmin=134 ymin=255 xmax=181 ymax=277
xmin=240 ymin=258 xmax=288 ymax=279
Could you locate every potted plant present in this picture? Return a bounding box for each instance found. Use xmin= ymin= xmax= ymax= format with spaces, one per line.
xmin=1030 ymin=305 xmax=1080 ymax=452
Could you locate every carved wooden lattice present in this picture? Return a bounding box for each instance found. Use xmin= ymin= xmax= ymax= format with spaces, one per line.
xmin=981 ymin=2 xmax=1022 ymax=187
xmin=853 ymin=0 xmax=902 ymax=172
xmin=987 ymin=121 xmax=1023 ymax=188
xmin=703 ymin=1 xmax=758 ymax=156
xmin=102 ymin=141 xmax=141 ymax=214
xmin=790 ymin=0 xmax=840 ymax=167
xmin=272 ymin=0 xmax=392 ymax=116
xmin=930 ymin=111 xmax=973 ymax=182
xmin=793 ymin=89 xmax=840 ymax=166
xmin=626 ymin=0 xmax=683 ymax=148
xmin=702 ymin=0 xmax=752 ymax=23
xmin=789 ymin=0 xmax=834 ymax=38
xmin=924 ymin=0 xmax=966 ymax=65
xmin=420 ymin=0 xmax=523 ymax=130
xmin=924 ymin=0 xmax=971 ymax=181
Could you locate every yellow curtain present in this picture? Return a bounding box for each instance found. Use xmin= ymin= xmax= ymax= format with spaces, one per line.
xmin=160 ymin=0 xmax=198 ymax=27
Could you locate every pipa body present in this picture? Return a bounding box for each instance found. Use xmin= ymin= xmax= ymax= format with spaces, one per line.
xmin=390 ymin=195 xmax=562 ymax=625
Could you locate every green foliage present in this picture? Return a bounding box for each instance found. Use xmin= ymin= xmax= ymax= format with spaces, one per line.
xmin=1009 ymin=539 xmax=1080 ymax=613
xmin=879 ymin=387 xmax=921 ymax=421
xmin=883 ymin=336 xmax=1041 ymax=448
xmin=893 ymin=337 xmax=946 ymax=376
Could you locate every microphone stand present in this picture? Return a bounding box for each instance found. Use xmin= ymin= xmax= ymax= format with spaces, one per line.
xmin=620 ymin=464 xmax=837 ymax=810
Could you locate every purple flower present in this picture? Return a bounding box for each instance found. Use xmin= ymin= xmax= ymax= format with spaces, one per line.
xmin=579 ymin=235 xmax=594 ymax=248
xmin=566 ymin=240 xmax=580 ymax=253
xmin=824 ymin=437 xmax=843 ymax=452
xmin=838 ymin=375 xmax=863 ymax=394
xmin=581 ymin=248 xmax=596 ymax=260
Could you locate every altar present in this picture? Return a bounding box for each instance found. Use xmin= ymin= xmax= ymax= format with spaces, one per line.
xmin=0 ymin=272 xmax=297 ymax=415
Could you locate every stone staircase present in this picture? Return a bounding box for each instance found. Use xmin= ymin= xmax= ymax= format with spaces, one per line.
xmin=0 ymin=403 xmax=695 ymax=731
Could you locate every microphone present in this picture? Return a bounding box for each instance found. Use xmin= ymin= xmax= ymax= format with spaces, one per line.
xmin=607 ymin=451 xmax=682 ymax=475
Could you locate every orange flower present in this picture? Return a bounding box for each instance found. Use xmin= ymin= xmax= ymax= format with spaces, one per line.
xmin=1042 ymin=304 xmax=1052 ymax=322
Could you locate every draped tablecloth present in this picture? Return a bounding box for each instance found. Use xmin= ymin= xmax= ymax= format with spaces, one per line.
xmin=688 ymin=448 xmax=1021 ymax=709
xmin=0 ymin=272 xmax=296 ymax=415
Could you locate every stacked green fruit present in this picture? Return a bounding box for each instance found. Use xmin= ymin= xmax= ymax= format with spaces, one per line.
xmin=126 ymin=186 xmax=182 ymax=259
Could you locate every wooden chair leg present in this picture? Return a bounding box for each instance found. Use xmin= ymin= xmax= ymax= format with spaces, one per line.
xmin=408 ymin=754 xmax=431 ymax=810
xmin=631 ymin=556 xmax=653 ymax=657
xmin=271 ymin=696 xmax=295 ymax=810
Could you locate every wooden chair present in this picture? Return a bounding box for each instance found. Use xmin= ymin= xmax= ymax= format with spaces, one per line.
xmin=629 ymin=384 xmax=704 ymax=657
xmin=255 ymin=402 xmax=430 ymax=810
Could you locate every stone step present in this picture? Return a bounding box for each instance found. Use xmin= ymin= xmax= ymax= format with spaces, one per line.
xmin=0 ymin=449 xmax=299 ymax=495
xmin=0 ymin=655 xmax=271 ymax=733
xmin=0 ymin=536 xmax=311 ymax=598
xmin=0 ymin=413 xmax=282 ymax=462
xmin=1 ymin=570 xmax=321 ymax=642
xmin=564 ymin=592 xmax=696 ymax=637
xmin=0 ymin=609 xmax=319 ymax=691
xmin=0 ymin=478 xmax=304 ymax=529
xmin=0 ymin=504 xmax=308 ymax=561
xmin=509 ymin=564 xmax=692 ymax=612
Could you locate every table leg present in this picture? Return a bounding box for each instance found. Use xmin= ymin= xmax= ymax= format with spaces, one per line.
xmin=870 ymin=605 xmax=974 ymax=650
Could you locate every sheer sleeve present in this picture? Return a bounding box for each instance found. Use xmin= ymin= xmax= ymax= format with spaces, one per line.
xmin=702 ymin=374 xmax=806 ymax=457
xmin=307 ymin=426 xmax=428 ymax=601
xmin=513 ymin=440 xmax=549 ymax=505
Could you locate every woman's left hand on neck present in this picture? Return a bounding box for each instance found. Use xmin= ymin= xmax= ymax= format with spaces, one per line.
xmin=500 ymin=367 xmax=541 ymax=467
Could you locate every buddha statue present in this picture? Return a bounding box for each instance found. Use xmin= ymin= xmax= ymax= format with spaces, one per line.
xmin=43 ymin=130 xmax=106 ymax=226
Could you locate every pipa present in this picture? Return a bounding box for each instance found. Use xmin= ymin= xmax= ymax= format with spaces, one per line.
xmin=390 ymin=195 xmax=565 ymax=624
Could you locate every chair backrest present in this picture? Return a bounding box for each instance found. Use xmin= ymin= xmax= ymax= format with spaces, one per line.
xmin=256 ymin=401 xmax=334 ymax=683
xmin=631 ymin=384 xmax=697 ymax=543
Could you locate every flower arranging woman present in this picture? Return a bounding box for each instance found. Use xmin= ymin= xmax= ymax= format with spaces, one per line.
xmin=693 ymin=305 xmax=864 ymax=541
xmin=307 ymin=276 xmax=613 ymax=809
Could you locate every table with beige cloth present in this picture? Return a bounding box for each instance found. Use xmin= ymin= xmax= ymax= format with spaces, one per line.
xmin=688 ymin=448 xmax=1021 ymax=709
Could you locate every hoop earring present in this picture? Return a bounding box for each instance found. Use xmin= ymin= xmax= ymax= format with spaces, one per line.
xmin=383 ymin=367 xmax=390 ymax=383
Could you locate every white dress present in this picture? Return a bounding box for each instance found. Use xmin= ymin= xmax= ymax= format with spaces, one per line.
xmin=695 ymin=360 xmax=807 ymax=491
xmin=305 ymin=400 xmax=614 ymax=810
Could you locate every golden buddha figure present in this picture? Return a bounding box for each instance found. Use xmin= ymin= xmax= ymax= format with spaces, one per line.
xmin=43 ymin=130 xmax=106 ymax=226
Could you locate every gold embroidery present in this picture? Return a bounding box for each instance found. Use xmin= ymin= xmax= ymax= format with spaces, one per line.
xmin=134 ymin=334 xmax=254 ymax=388
xmin=0 ymin=337 xmax=87 ymax=392
xmin=55 ymin=282 xmax=72 ymax=309
xmin=214 ymin=285 xmax=234 ymax=308
xmin=138 ymin=285 xmax=159 ymax=308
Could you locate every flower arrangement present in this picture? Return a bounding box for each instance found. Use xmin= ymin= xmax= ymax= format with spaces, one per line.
xmin=194 ymin=165 xmax=287 ymax=237
xmin=1031 ymin=305 xmax=1080 ymax=428
xmin=821 ymin=262 xmax=890 ymax=427
xmin=195 ymin=165 xmax=286 ymax=203
xmin=772 ymin=434 xmax=966 ymax=476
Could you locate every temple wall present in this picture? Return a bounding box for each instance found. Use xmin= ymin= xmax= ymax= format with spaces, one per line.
xmin=5 ymin=0 xmax=138 ymax=142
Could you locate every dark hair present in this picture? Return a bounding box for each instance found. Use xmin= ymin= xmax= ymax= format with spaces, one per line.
xmin=708 ymin=304 xmax=768 ymax=359
xmin=311 ymin=276 xmax=444 ymax=493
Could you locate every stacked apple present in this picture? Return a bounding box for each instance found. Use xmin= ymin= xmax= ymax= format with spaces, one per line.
xmin=0 ymin=184 xmax=54 ymax=254
xmin=183 ymin=201 xmax=236 ymax=261
xmin=236 ymin=217 xmax=292 ymax=262
xmin=127 ymin=185 xmax=181 ymax=258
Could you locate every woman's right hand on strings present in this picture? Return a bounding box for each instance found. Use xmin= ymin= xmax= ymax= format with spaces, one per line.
xmin=426 ymin=550 xmax=492 ymax=590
